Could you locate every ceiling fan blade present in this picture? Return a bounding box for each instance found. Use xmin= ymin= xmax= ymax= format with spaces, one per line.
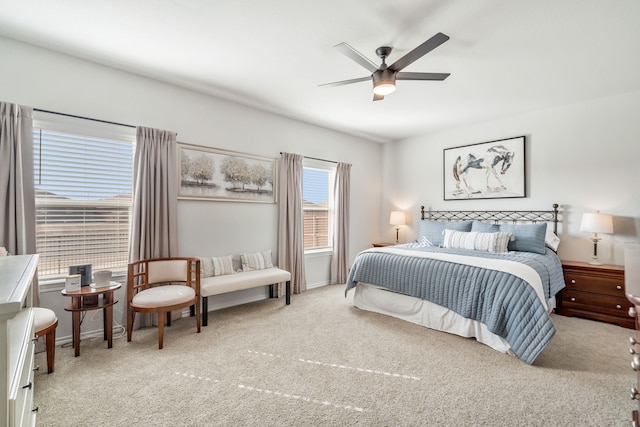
xmin=373 ymin=93 xmax=385 ymax=101
xmin=389 ymin=32 xmax=449 ymax=72
xmin=396 ymin=72 xmax=450 ymax=81
xmin=318 ymin=76 xmax=371 ymax=87
xmin=334 ymin=42 xmax=379 ymax=73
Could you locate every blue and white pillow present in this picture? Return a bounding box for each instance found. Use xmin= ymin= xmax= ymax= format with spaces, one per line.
xmin=442 ymin=230 xmax=512 ymax=253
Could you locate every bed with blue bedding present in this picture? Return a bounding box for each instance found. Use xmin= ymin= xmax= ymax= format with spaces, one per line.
xmin=345 ymin=205 xmax=564 ymax=364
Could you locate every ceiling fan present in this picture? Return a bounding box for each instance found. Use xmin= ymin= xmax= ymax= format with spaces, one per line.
xmin=320 ymin=32 xmax=450 ymax=101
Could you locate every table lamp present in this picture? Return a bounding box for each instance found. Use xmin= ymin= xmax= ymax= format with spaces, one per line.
xmin=580 ymin=211 xmax=613 ymax=265
xmin=390 ymin=211 xmax=406 ymax=244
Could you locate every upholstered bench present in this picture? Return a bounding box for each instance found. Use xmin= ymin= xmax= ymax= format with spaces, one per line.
xmin=200 ymin=267 xmax=291 ymax=326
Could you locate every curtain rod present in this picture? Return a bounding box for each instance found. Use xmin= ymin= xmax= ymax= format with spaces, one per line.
xmin=279 ymin=152 xmax=338 ymax=164
xmin=34 ymin=108 xmax=136 ymax=129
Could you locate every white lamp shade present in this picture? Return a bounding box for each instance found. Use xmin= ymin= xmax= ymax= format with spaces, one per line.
xmin=580 ymin=212 xmax=613 ymax=234
xmin=389 ymin=211 xmax=406 ymax=226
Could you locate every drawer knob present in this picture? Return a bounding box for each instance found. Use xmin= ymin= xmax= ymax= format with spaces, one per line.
xmin=617 ymin=285 xmax=623 ymax=290
xmin=631 ymin=337 xmax=639 ymax=346
xmin=631 ymin=347 xmax=637 ymax=355
xmin=633 ymin=355 xmax=640 ymax=371
xmin=616 ymin=304 xmax=622 ymax=310
xmin=571 ymin=279 xmax=576 ymax=284
xmin=22 ymin=381 xmax=32 ymax=390
xmin=633 ymin=387 xmax=640 ymax=400
xmin=570 ymin=297 xmax=576 ymax=302
xmin=631 ymin=307 xmax=637 ymax=318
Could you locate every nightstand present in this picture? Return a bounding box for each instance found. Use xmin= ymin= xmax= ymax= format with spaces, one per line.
xmin=556 ymin=260 xmax=632 ymax=328
xmin=372 ymin=242 xmax=395 ymax=247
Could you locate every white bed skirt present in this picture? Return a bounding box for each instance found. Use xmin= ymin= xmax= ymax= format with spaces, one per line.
xmin=353 ymin=283 xmax=557 ymax=355
xmin=353 ymin=283 xmax=513 ymax=353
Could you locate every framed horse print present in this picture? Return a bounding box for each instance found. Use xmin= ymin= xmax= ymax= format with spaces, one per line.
xmin=443 ymin=135 xmax=525 ymax=200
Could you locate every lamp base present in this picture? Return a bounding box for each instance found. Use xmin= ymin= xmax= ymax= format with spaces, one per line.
xmin=588 ymin=259 xmax=604 ymax=266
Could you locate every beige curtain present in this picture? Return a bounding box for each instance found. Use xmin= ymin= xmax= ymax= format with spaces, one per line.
xmin=128 ymin=126 xmax=178 ymax=328
xmin=0 ymin=102 xmax=39 ymax=304
xmin=277 ymin=152 xmax=306 ymax=295
xmin=330 ymin=162 xmax=351 ymax=284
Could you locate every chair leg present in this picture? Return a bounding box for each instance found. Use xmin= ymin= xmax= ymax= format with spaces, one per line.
xmin=157 ymin=311 xmax=165 ymax=349
xmin=46 ymin=326 xmax=56 ymax=374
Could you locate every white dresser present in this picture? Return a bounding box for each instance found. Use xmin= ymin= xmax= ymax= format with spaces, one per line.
xmin=0 ymin=255 xmax=38 ymax=427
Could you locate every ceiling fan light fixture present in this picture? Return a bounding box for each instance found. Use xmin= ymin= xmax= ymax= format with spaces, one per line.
xmin=373 ymin=82 xmax=395 ymax=96
xmin=372 ymin=69 xmax=396 ymax=96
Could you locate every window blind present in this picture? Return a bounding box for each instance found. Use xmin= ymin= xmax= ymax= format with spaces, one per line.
xmin=33 ymin=120 xmax=135 ymax=279
xmin=302 ymin=160 xmax=335 ymax=250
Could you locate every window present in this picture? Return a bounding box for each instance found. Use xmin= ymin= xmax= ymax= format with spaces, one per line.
xmin=302 ymin=159 xmax=335 ymax=251
xmin=33 ymin=113 xmax=135 ymax=280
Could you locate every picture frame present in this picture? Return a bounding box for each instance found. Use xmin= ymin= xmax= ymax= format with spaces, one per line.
xmin=178 ymin=143 xmax=277 ymax=203
xmin=443 ymin=135 xmax=526 ymax=201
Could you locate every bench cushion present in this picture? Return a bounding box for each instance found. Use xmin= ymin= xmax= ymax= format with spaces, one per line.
xmin=201 ymin=267 xmax=291 ymax=297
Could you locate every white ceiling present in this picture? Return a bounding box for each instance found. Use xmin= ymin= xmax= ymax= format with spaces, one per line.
xmin=1 ymin=0 xmax=639 ymax=143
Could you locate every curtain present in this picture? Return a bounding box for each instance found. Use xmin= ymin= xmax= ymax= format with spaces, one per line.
xmin=277 ymin=152 xmax=306 ymax=295
xmin=0 ymin=102 xmax=39 ymax=304
xmin=330 ymin=162 xmax=351 ymax=284
xmin=128 ymin=126 xmax=178 ymax=329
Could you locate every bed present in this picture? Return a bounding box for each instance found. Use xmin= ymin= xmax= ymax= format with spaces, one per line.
xmin=345 ymin=204 xmax=565 ymax=364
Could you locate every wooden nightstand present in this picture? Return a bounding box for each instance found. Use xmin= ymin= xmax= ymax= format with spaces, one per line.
xmin=372 ymin=242 xmax=395 ymax=247
xmin=556 ymin=260 xmax=632 ymax=328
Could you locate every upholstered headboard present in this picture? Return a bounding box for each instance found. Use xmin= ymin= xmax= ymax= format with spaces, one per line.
xmin=420 ymin=203 xmax=560 ymax=234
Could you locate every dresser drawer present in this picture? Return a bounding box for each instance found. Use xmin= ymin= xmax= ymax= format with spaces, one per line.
xmin=561 ymin=290 xmax=632 ymax=317
xmin=563 ymin=272 xmax=625 ymax=297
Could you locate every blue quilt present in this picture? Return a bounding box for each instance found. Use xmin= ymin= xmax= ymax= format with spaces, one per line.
xmin=345 ymin=245 xmax=565 ymax=364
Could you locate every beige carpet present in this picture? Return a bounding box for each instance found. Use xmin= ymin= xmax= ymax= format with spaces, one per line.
xmin=34 ymin=285 xmax=634 ymax=426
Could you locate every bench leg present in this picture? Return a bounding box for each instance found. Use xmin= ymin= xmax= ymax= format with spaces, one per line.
xmin=202 ymin=296 xmax=209 ymax=327
xmin=286 ymin=280 xmax=291 ymax=305
xmin=269 ymin=284 xmax=274 ymax=298
xmin=190 ymin=304 xmax=195 ymax=317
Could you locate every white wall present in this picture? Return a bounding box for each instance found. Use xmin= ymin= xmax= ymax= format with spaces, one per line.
xmin=0 ymin=36 xmax=383 ymax=341
xmin=382 ymin=90 xmax=640 ymax=266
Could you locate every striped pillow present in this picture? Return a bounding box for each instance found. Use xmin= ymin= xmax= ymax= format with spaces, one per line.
xmin=442 ymin=230 xmax=512 ymax=253
xmin=198 ymin=257 xmax=214 ymax=278
xmin=211 ymin=255 xmax=234 ymax=276
xmin=241 ymin=250 xmax=274 ymax=271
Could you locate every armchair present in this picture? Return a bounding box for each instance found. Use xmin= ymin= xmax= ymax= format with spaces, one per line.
xmin=126 ymin=257 xmax=201 ymax=349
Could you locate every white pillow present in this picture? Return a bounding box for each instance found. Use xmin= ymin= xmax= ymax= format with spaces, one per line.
xmin=198 ymin=257 xmax=214 ymax=278
xmin=211 ymin=255 xmax=234 ymax=276
xmin=241 ymin=250 xmax=274 ymax=271
xmin=545 ymin=223 xmax=561 ymax=251
xmin=442 ymin=230 xmax=512 ymax=254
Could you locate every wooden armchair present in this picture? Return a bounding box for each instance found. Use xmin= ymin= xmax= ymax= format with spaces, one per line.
xmin=126 ymin=257 xmax=201 ymax=349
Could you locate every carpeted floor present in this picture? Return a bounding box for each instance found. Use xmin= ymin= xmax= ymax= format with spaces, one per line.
xmin=34 ymin=284 xmax=635 ymax=426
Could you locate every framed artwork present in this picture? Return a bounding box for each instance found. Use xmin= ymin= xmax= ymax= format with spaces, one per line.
xmin=443 ymin=135 xmax=526 ymax=200
xmin=178 ymin=143 xmax=277 ymax=203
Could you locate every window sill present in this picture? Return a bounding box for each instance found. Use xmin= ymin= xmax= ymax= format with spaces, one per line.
xmin=304 ymin=248 xmax=332 ymax=258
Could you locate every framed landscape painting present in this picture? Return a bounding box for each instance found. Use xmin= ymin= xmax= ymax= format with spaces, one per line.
xmin=443 ymin=136 xmax=526 ymax=200
xmin=178 ymin=143 xmax=277 ymax=203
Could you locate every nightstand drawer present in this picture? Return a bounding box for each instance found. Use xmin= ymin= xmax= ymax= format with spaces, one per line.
xmin=563 ymin=273 xmax=625 ymax=297
xmin=561 ymin=290 xmax=632 ymax=317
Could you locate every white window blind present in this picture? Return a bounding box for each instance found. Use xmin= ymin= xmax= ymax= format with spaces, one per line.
xmin=33 ymin=113 xmax=135 ymax=279
xmin=302 ymin=159 xmax=335 ymax=251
